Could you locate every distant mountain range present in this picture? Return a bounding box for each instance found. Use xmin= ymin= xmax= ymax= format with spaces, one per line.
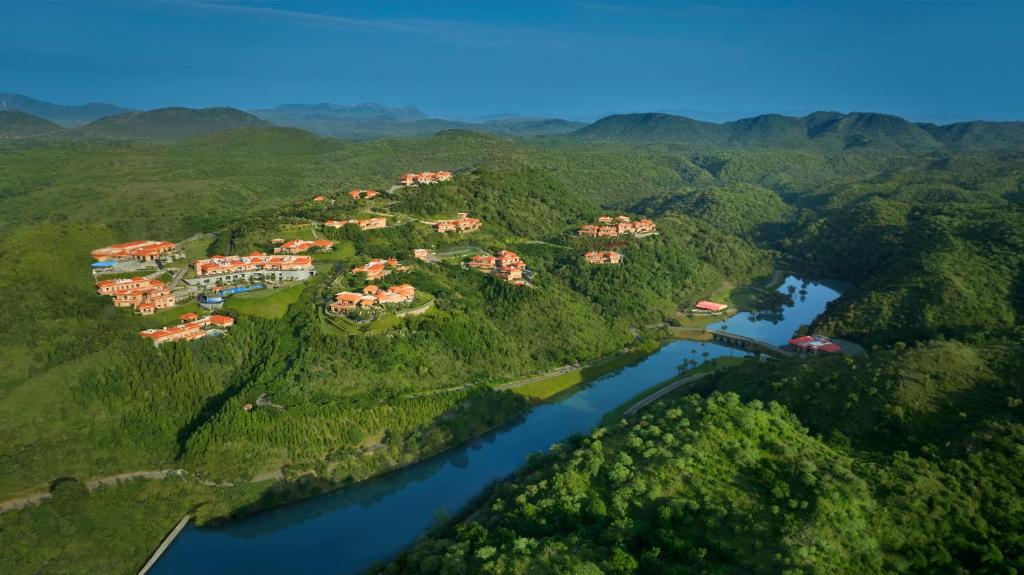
xmin=1 ymin=93 xmax=1022 ymax=151
xmin=248 ymin=102 xmax=586 ymax=139
xmin=0 ymin=93 xmax=134 ymax=126
xmin=574 ymin=111 xmax=1024 ymax=153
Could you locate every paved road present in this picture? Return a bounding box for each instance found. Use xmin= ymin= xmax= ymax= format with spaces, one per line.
xmin=0 ymin=470 xmax=184 ymax=514
xmin=623 ymin=373 xmax=711 ymax=416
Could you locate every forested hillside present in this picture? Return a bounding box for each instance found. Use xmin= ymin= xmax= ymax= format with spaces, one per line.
xmin=0 ymin=119 xmax=1021 ymax=575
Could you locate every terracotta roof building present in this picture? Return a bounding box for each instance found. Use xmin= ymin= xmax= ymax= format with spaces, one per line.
xmin=274 ymin=239 xmax=335 ymax=254
xmin=469 ymin=251 xmax=529 ymax=285
xmin=399 ymin=171 xmax=453 ymax=186
xmin=694 ymin=300 xmax=729 ymax=312
xmin=351 ymin=258 xmax=407 ymax=280
xmin=789 ymin=335 xmax=843 ymax=354
xmin=96 ymin=276 xmax=176 ymax=315
xmin=139 ymin=314 xmax=235 ymax=346
xmin=324 ymin=218 xmax=387 ymax=230
xmin=577 ymin=216 xmax=657 ymax=237
xmin=328 ymin=284 xmax=416 ymax=314
xmin=434 ymin=213 xmax=481 ymax=234
xmin=91 ymin=240 xmax=177 ymax=262
xmin=349 ymin=189 xmax=379 ymax=200
xmin=584 ymin=251 xmax=622 ymax=265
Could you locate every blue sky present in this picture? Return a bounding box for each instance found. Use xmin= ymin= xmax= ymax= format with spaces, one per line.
xmin=2 ymin=0 xmax=1022 ymax=122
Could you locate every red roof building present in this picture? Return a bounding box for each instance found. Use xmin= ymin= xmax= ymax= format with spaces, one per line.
xmin=399 ymin=171 xmax=453 ymax=186
xmin=193 ymin=253 xmax=314 ymax=276
xmin=96 ymin=276 xmax=176 ymax=314
xmin=274 ymin=239 xmax=335 ymax=254
xmin=327 ymin=217 xmax=387 ymax=230
xmin=328 ymin=284 xmax=416 ymax=313
xmin=313 ymin=195 xmax=327 ymax=202
xmin=91 ymin=240 xmax=177 ymax=262
xmin=576 ymin=216 xmax=657 ymax=238
xmin=434 ymin=213 xmax=481 ymax=233
xmin=351 ymin=258 xmax=407 ymax=280
xmin=788 ymin=335 xmax=843 ymax=354
xmin=584 ymin=251 xmax=622 ymax=264
xmin=349 ymin=189 xmax=379 ymax=200
xmin=139 ymin=314 xmax=235 ymax=346
xmin=468 ymin=251 xmax=528 ymax=285
xmin=694 ymin=300 xmax=729 ymax=312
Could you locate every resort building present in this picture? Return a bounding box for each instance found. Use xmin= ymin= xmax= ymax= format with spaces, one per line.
xmin=349 ymin=189 xmax=379 ymax=200
xmin=577 ymin=216 xmax=657 ymax=238
xmin=273 ymin=239 xmax=335 ymax=254
xmin=789 ymin=335 xmax=843 ymax=354
xmin=188 ymin=252 xmax=316 ymax=286
xmin=96 ymin=277 xmax=176 ymax=315
xmin=411 ymin=248 xmax=436 ymax=261
xmin=434 ymin=213 xmax=481 ymax=233
xmin=352 ymin=258 xmax=407 ymax=280
xmin=328 ymin=284 xmax=416 ymax=314
xmin=399 ymin=171 xmax=453 ymax=186
xmin=693 ymin=300 xmax=729 ymax=312
xmin=324 ymin=218 xmax=387 ymax=230
xmin=91 ymin=240 xmax=177 ymax=262
xmin=139 ymin=314 xmax=235 ymax=346
xmin=469 ymin=250 xmax=529 ymax=285
xmin=584 ymin=251 xmax=622 ymax=265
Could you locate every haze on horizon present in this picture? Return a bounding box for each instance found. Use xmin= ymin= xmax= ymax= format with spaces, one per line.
xmin=2 ymin=0 xmax=1022 ymax=123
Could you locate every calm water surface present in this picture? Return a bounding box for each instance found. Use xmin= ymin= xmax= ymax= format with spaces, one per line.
xmin=152 ymin=276 xmax=841 ymax=575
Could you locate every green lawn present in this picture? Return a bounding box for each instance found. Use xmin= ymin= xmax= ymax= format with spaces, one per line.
xmin=507 ymin=350 xmax=650 ymax=401
xmin=224 ymin=283 xmax=306 ymax=319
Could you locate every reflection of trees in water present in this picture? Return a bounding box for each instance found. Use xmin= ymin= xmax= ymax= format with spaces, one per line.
xmin=747 ymin=290 xmax=793 ymax=324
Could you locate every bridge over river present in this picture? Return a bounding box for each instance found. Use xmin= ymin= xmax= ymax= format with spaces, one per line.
xmin=707 ymin=329 xmax=796 ymax=358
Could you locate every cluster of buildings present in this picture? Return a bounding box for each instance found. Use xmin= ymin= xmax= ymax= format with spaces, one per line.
xmin=789 ymin=335 xmax=843 ymax=354
xmin=139 ymin=313 xmax=235 ymax=346
xmin=412 ymin=249 xmax=435 ymax=262
xmin=400 ymin=171 xmax=453 ymax=186
xmin=352 ymin=258 xmax=408 ymax=280
xmin=584 ymin=251 xmax=622 ymax=265
xmin=328 ymin=284 xmax=416 ymax=314
xmin=349 ymin=189 xmax=379 ymax=200
xmin=325 ymin=217 xmax=387 ymax=231
xmin=272 ymin=239 xmax=335 ymax=254
xmin=578 ymin=216 xmax=657 ymax=238
xmin=96 ymin=276 xmax=176 ymax=315
xmin=693 ymin=300 xmax=729 ymax=313
xmin=91 ymin=240 xmax=177 ymax=262
xmin=469 ymin=250 xmax=529 ymax=285
xmin=188 ymin=253 xmax=317 ymax=286
xmin=434 ymin=213 xmax=481 ymax=234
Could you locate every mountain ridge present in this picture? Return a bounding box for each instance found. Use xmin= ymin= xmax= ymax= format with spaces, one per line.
xmin=0 ymin=93 xmax=134 ymax=126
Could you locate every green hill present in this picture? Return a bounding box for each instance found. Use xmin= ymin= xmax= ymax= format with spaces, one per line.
xmin=0 ymin=93 xmax=133 ymax=126
xmin=68 ymin=107 xmax=273 ymax=141
xmin=0 ymin=110 xmax=63 ymax=138
xmin=574 ymin=110 xmax=1023 ymax=153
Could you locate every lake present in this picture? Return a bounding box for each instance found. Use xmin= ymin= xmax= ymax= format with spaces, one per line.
xmin=151 ymin=276 xmax=842 ymax=574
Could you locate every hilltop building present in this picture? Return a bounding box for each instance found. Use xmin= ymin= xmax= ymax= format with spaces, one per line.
xmin=273 ymin=239 xmax=335 ymax=254
xmin=584 ymin=251 xmax=622 ymax=265
xmin=352 ymin=258 xmax=407 ymax=280
xmin=139 ymin=314 xmax=235 ymax=346
xmin=328 ymin=284 xmax=416 ymax=314
xmin=789 ymin=335 xmax=843 ymax=354
xmin=96 ymin=277 xmax=176 ymax=315
xmin=399 ymin=171 xmax=453 ymax=186
xmin=469 ymin=250 xmax=529 ymax=285
xmin=577 ymin=216 xmax=656 ymax=238
xmin=324 ymin=217 xmax=387 ymax=230
xmin=91 ymin=240 xmax=177 ymax=262
xmin=188 ymin=252 xmax=316 ymax=286
xmin=349 ymin=189 xmax=379 ymax=200
xmin=434 ymin=213 xmax=481 ymax=233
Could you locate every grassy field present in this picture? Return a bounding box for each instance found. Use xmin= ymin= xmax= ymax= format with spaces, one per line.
xmin=224 ymin=283 xmax=306 ymax=319
xmin=505 ymin=350 xmax=650 ymax=401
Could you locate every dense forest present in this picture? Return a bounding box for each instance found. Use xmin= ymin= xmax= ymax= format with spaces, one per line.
xmin=0 ymin=113 xmax=1022 ymax=574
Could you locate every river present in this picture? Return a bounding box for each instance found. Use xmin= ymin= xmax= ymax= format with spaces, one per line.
xmin=151 ymin=276 xmax=842 ymax=575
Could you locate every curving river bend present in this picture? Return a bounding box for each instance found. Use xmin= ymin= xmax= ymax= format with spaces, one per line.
xmin=152 ymin=276 xmax=841 ymax=574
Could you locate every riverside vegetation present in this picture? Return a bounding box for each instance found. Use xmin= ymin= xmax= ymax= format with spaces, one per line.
xmin=0 ymin=109 xmax=1021 ymax=574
